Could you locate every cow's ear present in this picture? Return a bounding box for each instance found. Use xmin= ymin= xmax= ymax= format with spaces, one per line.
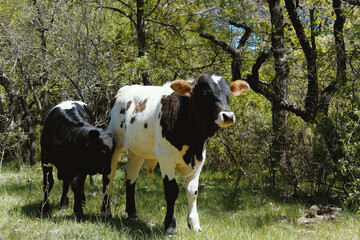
xmin=170 ymin=79 xmax=193 ymax=97
xmin=230 ymin=80 xmax=250 ymax=96
xmin=89 ymin=129 xmax=100 ymax=142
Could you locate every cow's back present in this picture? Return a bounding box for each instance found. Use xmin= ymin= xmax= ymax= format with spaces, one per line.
xmin=41 ymin=101 xmax=92 ymax=146
xmin=41 ymin=101 xmax=95 ymax=176
xmin=108 ymin=84 xmax=173 ymax=159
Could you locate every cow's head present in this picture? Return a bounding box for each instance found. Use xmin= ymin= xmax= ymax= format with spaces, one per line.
xmin=170 ymin=71 xmax=249 ymax=131
xmin=86 ymin=129 xmax=114 ymax=175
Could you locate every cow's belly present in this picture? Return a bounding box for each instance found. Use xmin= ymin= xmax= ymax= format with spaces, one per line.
xmin=175 ymin=158 xmax=203 ymax=177
xmin=123 ymin=119 xmax=158 ymax=159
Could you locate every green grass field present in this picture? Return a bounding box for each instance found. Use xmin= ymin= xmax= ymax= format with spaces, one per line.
xmin=1 ymin=161 xmax=360 ymax=240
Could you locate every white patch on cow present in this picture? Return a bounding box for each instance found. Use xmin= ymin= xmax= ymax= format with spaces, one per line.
xmin=57 ymin=101 xmax=86 ymax=110
xmin=215 ymin=111 xmax=236 ymax=127
xmin=185 ymin=148 xmax=205 ymax=232
xmin=211 ymin=75 xmax=222 ymax=85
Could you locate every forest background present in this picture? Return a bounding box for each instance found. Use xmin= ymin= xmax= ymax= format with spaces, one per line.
xmin=1 ymin=0 xmax=360 ymax=210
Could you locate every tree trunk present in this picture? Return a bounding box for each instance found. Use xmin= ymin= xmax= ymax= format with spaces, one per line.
xmin=136 ymin=0 xmax=151 ymax=85
xmin=268 ymin=0 xmax=289 ymax=189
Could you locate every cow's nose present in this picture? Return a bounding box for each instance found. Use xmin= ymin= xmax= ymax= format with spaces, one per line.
xmin=222 ymin=112 xmax=235 ymax=123
xmin=215 ymin=111 xmax=236 ymax=127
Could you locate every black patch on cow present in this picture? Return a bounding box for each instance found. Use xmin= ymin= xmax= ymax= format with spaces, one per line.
xmin=158 ymin=113 xmax=161 ymax=119
xmin=120 ymin=108 xmax=126 ymax=114
xmin=194 ymin=191 xmax=198 ymax=195
xmin=160 ymin=92 xmax=209 ymax=167
xmin=120 ymin=120 xmax=125 ymax=128
xmin=144 ymin=123 xmax=148 ymax=128
xmin=130 ymin=117 xmax=136 ymax=124
xmin=160 ymin=71 xmax=231 ymax=168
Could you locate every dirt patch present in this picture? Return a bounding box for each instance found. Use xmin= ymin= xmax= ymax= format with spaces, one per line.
xmin=298 ymin=205 xmax=342 ymax=224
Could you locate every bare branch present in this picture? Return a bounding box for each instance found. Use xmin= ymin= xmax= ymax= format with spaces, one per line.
xmin=100 ymin=5 xmax=136 ymax=25
xmin=199 ymin=32 xmax=236 ymax=57
xmin=343 ymin=0 xmax=360 ymax=6
xmin=245 ymin=51 xmax=272 ymax=99
xmin=118 ymin=0 xmax=136 ymax=14
xmin=284 ymin=0 xmax=318 ymax=115
xmin=228 ymin=20 xmax=253 ymax=50
xmin=30 ymin=55 xmax=85 ymax=102
xmin=145 ymin=0 xmax=161 ymax=18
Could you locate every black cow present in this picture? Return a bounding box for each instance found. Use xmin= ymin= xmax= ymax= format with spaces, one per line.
xmin=102 ymin=71 xmax=249 ymax=234
xmin=40 ymin=101 xmax=113 ymax=219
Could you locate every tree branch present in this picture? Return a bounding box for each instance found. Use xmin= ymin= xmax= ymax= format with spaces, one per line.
xmin=228 ymin=20 xmax=252 ymax=50
xmin=319 ymin=0 xmax=347 ymax=114
xmin=199 ymin=32 xmax=237 ymax=57
xmin=100 ymin=5 xmax=136 ymax=25
xmin=343 ymin=0 xmax=360 ymax=6
xmin=30 ymin=55 xmax=85 ymax=102
xmin=284 ymin=0 xmax=318 ymax=117
xmin=145 ymin=0 xmax=161 ymax=19
xmin=245 ymin=51 xmax=273 ymax=99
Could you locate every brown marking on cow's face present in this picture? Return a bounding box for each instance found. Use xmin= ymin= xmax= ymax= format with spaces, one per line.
xmin=126 ymin=101 xmax=132 ymax=110
xmin=130 ymin=117 xmax=136 ymax=123
xmin=133 ymin=99 xmax=148 ymax=114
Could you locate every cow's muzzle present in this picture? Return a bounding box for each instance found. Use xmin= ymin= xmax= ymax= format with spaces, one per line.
xmin=215 ymin=111 xmax=236 ymax=127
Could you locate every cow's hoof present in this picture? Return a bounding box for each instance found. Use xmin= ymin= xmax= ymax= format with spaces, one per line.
xmin=59 ymin=205 xmax=67 ymax=210
xmin=126 ymin=212 xmax=138 ymax=221
xmin=187 ymin=218 xmax=201 ymax=232
xmin=165 ymin=226 xmax=176 ymax=236
xmin=75 ymin=212 xmax=84 ymax=221
xmin=59 ymin=202 xmax=68 ymax=210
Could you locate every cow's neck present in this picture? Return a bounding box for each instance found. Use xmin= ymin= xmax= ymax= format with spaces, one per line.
xmin=160 ymin=93 xmax=212 ymax=166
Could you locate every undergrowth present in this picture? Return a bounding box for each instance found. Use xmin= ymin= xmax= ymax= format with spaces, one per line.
xmin=0 ymin=161 xmax=360 ymax=239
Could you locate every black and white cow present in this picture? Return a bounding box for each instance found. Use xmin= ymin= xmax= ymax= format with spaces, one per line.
xmin=40 ymin=101 xmax=114 ymax=219
xmin=102 ymin=71 xmax=249 ymax=234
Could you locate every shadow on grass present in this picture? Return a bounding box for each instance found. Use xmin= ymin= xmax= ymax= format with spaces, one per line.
xmin=17 ymin=202 xmax=166 ymax=239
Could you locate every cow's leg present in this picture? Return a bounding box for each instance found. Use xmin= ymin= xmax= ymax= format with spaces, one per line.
xmin=185 ymin=168 xmax=203 ymax=232
xmin=158 ymin=151 xmax=178 ymax=235
xmin=60 ymin=178 xmax=72 ymax=210
xmin=145 ymin=158 xmax=158 ymax=181
xmin=72 ymin=174 xmax=87 ymax=220
xmin=101 ymin=146 xmax=123 ymax=217
xmin=163 ymin=175 xmax=179 ymax=235
xmin=40 ymin=165 xmax=54 ymax=215
xmin=125 ymin=152 xmax=144 ymax=219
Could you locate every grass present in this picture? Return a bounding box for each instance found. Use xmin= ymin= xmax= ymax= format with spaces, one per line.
xmin=1 ymin=161 xmax=360 ymax=239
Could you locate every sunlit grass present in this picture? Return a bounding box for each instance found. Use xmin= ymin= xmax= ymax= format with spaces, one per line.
xmin=1 ymin=162 xmax=360 ymax=239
